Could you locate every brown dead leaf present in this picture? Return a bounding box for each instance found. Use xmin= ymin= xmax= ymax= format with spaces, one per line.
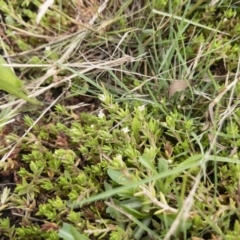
xmin=55 ymin=132 xmax=68 ymax=148
xmin=168 ymin=80 xmax=192 ymax=98
xmin=41 ymin=222 xmax=59 ymax=232
xmin=76 ymin=0 xmax=100 ymax=23
xmin=164 ymin=141 xmax=173 ymax=158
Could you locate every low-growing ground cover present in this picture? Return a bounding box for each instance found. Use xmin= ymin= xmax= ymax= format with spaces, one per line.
xmin=0 ymin=0 xmax=240 ymax=239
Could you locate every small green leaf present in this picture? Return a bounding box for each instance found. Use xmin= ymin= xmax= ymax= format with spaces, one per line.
xmin=121 ymin=205 xmax=150 ymax=219
xmin=58 ymin=223 xmax=89 ymax=240
xmin=107 ymin=169 xmax=133 ymax=185
xmin=139 ymin=154 xmax=157 ymax=173
xmin=29 ymin=161 xmax=38 ymax=173
xmin=0 ymin=55 xmax=42 ymax=105
xmin=132 ymin=117 xmax=140 ymax=142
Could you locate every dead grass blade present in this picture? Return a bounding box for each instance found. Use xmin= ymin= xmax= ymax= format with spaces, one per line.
xmin=207 ymin=72 xmax=239 ymax=126
xmin=36 ymin=0 xmax=55 ymax=24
